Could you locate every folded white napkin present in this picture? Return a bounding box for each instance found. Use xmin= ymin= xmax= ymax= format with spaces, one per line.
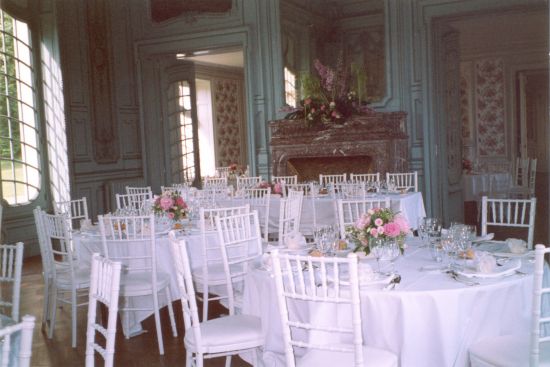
xmin=506 ymin=238 xmax=527 ymax=254
xmin=285 ymin=233 xmax=307 ymax=250
xmin=476 ymin=253 xmax=497 ymax=273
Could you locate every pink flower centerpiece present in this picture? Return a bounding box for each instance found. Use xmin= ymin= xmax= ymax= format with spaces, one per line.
xmin=346 ymin=207 xmax=410 ymax=255
xmin=153 ymin=191 xmax=188 ymax=221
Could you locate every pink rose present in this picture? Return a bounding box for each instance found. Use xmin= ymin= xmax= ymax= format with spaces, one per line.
xmin=355 ymin=214 xmax=368 ymax=230
xmin=175 ymin=197 xmax=187 ymax=208
xmin=160 ymin=196 xmax=174 ymax=211
xmin=273 ymin=182 xmax=283 ymax=194
xmin=377 ymin=226 xmax=385 ymax=235
xmin=374 ymin=218 xmax=384 ymax=227
xmin=167 ymin=212 xmax=175 ymax=219
xmin=384 ymin=222 xmax=401 ymax=237
xmin=393 ymin=215 xmax=410 ymax=233
xmin=369 ymin=228 xmax=379 ymax=237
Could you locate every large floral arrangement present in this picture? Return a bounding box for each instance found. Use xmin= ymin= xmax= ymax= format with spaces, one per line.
xmin=153 ymin=191 xmax=188 ymax=221
xmin=282 ymin=54 xmax=372 ymax=126
xmin=346 ymin=207 xmax=410 ymax=255
xmin=228 ymin=163 xmax=247 ymax=178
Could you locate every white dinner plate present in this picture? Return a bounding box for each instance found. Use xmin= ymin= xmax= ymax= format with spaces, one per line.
xmin=455 ymin=258 xmax=521 ymax=279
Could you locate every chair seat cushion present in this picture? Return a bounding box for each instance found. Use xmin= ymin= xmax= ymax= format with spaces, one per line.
xmin=120 ymin=271 xmax=171 ymax=297
xmin=297 ymin=345 xmax=398 ymax=367
xmin=184 ymin=314 xmax=263 ymax=354
xmin=469 ymin=335 xmax=550 ymax=367
xmin=55 ymin=266 xmax=90 ymax=289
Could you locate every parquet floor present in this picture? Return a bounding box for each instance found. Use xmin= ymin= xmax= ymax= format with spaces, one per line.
xmin=20 ymin=256 xmax=250 ymax=367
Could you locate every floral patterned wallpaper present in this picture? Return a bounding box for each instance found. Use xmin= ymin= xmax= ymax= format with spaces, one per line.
xmin=213 ymin=79 xmax=245 ymax=166
xmin=475 ymin=58 xmax=506 ymax=157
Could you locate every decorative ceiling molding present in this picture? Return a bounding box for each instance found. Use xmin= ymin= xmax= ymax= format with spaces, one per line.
xmin=150 ymin=0 xmax=232 ymax=23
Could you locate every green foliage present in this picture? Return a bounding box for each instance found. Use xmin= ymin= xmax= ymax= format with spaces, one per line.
xmin=0 ymin=12 xmax=22 ymax=160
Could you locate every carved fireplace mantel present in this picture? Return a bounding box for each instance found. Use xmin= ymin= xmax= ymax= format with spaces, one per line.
xmin=269 ymin=112 xmax=409 ymax=181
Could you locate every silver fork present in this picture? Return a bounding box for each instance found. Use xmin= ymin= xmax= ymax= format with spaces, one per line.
xmin=448 ymin=270 xmax=479 ymax=286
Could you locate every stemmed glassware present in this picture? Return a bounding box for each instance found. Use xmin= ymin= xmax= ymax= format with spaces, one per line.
xmin=314 ymin=225 xmax=337 ymax=256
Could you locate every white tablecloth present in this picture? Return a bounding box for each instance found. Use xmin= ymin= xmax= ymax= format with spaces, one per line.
xmin=230 ymin=192 xmax=426 ymax=234
xmin=242 ymin=239 xmax=539 ymax=367
xmin=463 ymin=173 xmax=511 ymax=201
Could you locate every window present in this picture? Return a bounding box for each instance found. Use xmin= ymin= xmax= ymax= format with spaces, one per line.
xmin=168 ymin=80 xmax=196 ymax=184
xmin=284 ymin=67 xmax=297 ymax=107
xmin=0 ymin=10 xmax=40 ymax=205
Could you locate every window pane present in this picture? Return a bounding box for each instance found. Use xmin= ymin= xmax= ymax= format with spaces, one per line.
xmin=0 ymin=10 xmax=41 ymax=205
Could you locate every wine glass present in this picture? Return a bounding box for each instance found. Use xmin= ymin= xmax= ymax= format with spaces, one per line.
xmin=383 ymin=239 xmax=401 ymax=273
xmin=369 ymin=237 xmax=385 ymax=273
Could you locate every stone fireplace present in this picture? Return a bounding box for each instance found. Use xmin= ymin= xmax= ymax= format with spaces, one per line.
xmin=269 ymin=112 xmax=408 ymax=182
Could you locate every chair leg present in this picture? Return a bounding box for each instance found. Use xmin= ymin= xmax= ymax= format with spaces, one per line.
xmin=186 ymin=350 xmax=193 ymax=367
xmin=71 ymin=289 xmax=77 ymax=348
xmin=225 ymin=355 xmax=232 ymax=367
xmin=48 ymin=284 xmax=58 ymax=339
xmin=152 ymin=292 xmax=165 ymax=355
xmin=197 ymin=353 xmax=204 ymax=367
xmin=42 ymin=278 xmax=50 ymax=324
xmin=165 ymin=287 xmax=177 ymax=337
xmin=202 ymin=282 xmax=209 ymax=321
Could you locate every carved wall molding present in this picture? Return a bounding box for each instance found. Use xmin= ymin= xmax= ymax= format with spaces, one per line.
xmin=86 ymin=0 xmax=119 ymax=163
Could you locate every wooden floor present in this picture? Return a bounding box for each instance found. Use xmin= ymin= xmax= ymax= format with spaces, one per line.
xmin=21 ymin=256 xmax=250 ymax=367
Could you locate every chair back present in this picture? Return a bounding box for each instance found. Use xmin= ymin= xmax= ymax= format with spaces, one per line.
xmin=215 ymin=212 xmax=263 ymax=314
xmin=98 ymin=214 xmax=158 ymax=276
xmin=481 ymin=196 xmax=537 ymax=249
xmin=33 ymin=208 xmax=55 ymax=282
xmin=528 ymin=158 xmax=537 ymax=195
xmin=236 ymin=176 xmax=262 ymax=190
xmin=286 ymin=183 xmax=317 ymax=231
xmin=53 ymin=197 xmax=89 ymax=229
xmin=203 ymin=177 xmax=228 ymax=189
xmin=125 ymin=186 xmax=152 ymax=197
xmin=330 ymin=182 xmax=366 ymax=199
xmin=531 ymin=244 xmax=550 ymax=366
xmin=0 ymin=243 xmax=23 ymax=322
xmin=273 ymin=176 xmax=298 ymax=186
xmin=0 ymin=315 xmax=35 ymax=367
xmin=215 ymin=166 xmax=231 ymax=178
xmin=167 ymin=233 xmax=204 ymax=350
xmin=161 ymin=185 xmax=188 ymax=198
xmin=386 ymin=171 xmax=418 ymax=192
xmin=319 ymin=173 xmax=347 ymax=187
xmin=41 ymin=212 xmax=79 ymax=282
xmin=115 ymin=192 xmax=152 ymax=213
xmin=513 ymin=157 xmax=530 ymax=187
xmin=241 ymin=188 xmax=271 ymax=242
xmin=337 ymin=198 xmax=391 ymax=239
xmin=271 ymin=250 xmax=364 ymax=367
xmin=349 ymin=173 xmax=380 ymax=184
xmin=85 ymin=254 xmax=122 ymax=367
xmin=278 ymin=191 xmax=304 ymax=247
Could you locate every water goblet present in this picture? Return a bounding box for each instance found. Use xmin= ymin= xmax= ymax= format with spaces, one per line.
xmin=369 ymin=237 xmax=385 ymax=273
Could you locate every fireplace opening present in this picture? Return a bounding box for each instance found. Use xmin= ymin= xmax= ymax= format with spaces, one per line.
xmin=287 ymin=156 xmax=373 ymax=182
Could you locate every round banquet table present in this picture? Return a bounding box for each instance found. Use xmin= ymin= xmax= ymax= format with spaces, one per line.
xmin=242 ymin=238 xmax=543 ymax=367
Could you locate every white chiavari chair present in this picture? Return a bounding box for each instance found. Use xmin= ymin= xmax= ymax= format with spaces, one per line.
xmin=286 ymin=183 xmax=318 ymax=233
xmin=469 ymin=244 xmax=550 ymax=366
xmin=512 ymin=157 xmax=530 ymax=188
xmin=236 ymin=176 xmax=262 ymax=191
xmin=214 ymin=212 xmax=264 ymax=314
xmin=115 ymin=192 xmax=152 ymax=213
xmin=0 ymin=243 xmax=23 ymax=322
xmin=350 ymin=173 xmax=380 ymax=185
xmin=273 ymin=175 xmax=298 ymax=186
xmin=277 ymin=190 xmax=304 ymax=247
xmin=319 ymin=173 xmax=347 ymax=187
xmin=0 ymin=315 xmax=35 ymax=367
xmin=241 ymin=188 xmax=271 ymax=242
xmin=125 ymin=186 xmax=152 ymax=197
xmin=271 ymin=250 xmax=398 ymax=367
xmin=215 ymin=166 xmax=232 ymax=178
xmin=203 ymin=177 xmax=228 ymax=190
xmin=53 ymin=197 xmax=89 ymax=229
xmin=161 ymin=185 xmax=188 ymax=197
xmin=481 ymin=196 xmax=537 ymax=249
xmin=330 ymin=182 xmax=367 ymax=199
xmin=194 ymin=205 xmax=250 ymax=320
xmin=42 ymin=211 xmax=90 ymax=348
xmin=386 ymin=171 xmax=418 ymax=192
xmin=85 ymin=253 xmax=122 ymax=367
xmin=98 ymin=214 xmax=177 ymax=355
xmin=509 ymin=158 xmax=537 ymax=198
xmin=33 ymin=208 xmax=54 ymax=330
xmin=167 ymin=232 xmax=263 ymax=367
xmin=336 ymin=198 xmax=391 ymax=240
